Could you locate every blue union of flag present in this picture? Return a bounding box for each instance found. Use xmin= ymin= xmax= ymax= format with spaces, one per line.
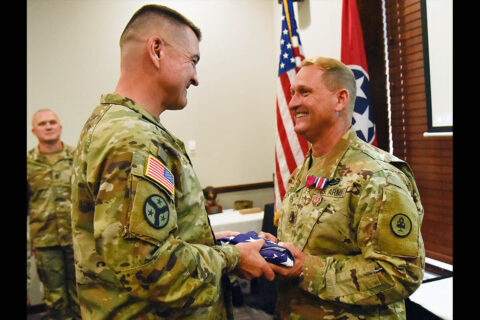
xmin=351 ymin=66 xmax=375 ymax=143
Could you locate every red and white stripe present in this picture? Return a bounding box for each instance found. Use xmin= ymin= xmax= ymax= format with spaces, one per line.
xmin=274 ymin=61 xmax=308 ymax=210
xmin=145 ymin=155 xmax=174 ymax=195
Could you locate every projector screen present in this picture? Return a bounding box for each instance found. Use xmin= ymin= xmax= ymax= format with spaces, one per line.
xmin=422 ymin=0 xmax=453 ymax=132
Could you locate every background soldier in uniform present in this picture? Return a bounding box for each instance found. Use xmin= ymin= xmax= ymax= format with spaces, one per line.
xmin=71 ymin=5 xmax=274 ymax=319
xmin=264 ymin=57 xmax=425 ymax=319
xmin=27 ymin=109 xmax=80 ymax=319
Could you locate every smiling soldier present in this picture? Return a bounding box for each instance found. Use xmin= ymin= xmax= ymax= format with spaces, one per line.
xmin=264 ymin=57 xmax=425 ymax=320
xmin=70 ymin=5 xmax=273 ymax=320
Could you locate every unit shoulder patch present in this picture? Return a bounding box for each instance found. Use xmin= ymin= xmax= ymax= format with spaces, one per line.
xmin=143 ymin=195 xmax=169 ymax=229
xmin=390 ymin=213 xmax=412 ymax=238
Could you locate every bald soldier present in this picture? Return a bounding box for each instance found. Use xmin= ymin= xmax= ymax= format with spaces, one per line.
xmin=71 ymin=5 xmax=273 ymax=320
xmin=27 ymin=109 xmax=80 ymax=319
xmin=262 ymin=57 xmax=425 ymax=319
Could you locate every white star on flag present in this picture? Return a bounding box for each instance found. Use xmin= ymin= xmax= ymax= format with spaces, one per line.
xmin=356 ymin=75 xmax=367 ymax=99
xmin=281 ymin=256 xmax=294 ymax=267
xmin=341 ymin=1 xmax=377 ymax=146
xmin=353 ymin=106 xmax=374 ymax=141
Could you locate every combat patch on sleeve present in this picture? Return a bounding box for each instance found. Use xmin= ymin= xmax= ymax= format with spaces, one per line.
xmin=374 ymin=185 xmax=419 ymax=258
xmin=127 ymin=152 xmax=177 ymax=245
xmin=143 ymin=195 xmax=169 ymax=229
xmin=390 ymin=213 xmax=412 ymax=238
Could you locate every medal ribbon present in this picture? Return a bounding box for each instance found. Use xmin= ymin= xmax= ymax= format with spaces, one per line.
xmin=306 ymin=175 xmax=328 ymax=190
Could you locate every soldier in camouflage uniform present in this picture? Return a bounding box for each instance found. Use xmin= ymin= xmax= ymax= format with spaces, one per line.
xmin=27 ymin=109 xmax=81 ymax=319
xmin=71 ymin=5 xmax=274 ymax=320
xmin=267 ymin=57 xmax=425 ymax=319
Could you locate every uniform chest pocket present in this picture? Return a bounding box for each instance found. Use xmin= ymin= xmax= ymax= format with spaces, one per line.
xmin=54 ymin=159 xmax=73 ymax=185
xmin=290 ymin=189 xmax=331 ymax=250
xmin=126 ymin=153 xmax=177 ymax=246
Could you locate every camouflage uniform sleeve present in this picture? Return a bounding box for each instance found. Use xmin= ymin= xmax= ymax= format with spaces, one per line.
xmin=299 ymin=169 xmax=424 ymax=305
xmin=88 ymin=147 xmax=240 ymax=308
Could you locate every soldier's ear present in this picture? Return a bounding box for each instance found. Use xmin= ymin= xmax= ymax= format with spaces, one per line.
xmin=334 ymin=89 xmax=349 ymax=113
xmin=148 ymin=36 xmax=164 ymax=68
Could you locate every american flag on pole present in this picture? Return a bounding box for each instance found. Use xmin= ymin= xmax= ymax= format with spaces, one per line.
xmin=341 ymin=0 xmax=377 ymax=146
xmin=145 ymin=155 xmax=175 ymax=195
xmin=274 ymin=0 xmax=308 ymax=210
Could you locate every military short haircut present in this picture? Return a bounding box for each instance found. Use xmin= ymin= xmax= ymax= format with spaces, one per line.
xmin=32 ymin=108 xmax=59 ymax=126
xmin=120 ymin=4 xmax=201 ymax=48
xmin=301 ymin=57 xmax=357 ymax=114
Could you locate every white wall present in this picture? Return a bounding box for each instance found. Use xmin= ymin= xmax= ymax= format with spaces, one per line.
xmin=27 ymin=0 xmax=342 ymax=189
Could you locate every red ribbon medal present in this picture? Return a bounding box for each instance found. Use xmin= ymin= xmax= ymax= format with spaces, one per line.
xmin=305 ymin=175 xmax=328 ymax=190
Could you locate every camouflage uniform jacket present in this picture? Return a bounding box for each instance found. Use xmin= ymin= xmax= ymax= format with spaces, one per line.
xmin=27 ymin=143 xmax=75 ymax=248
xmin=276 ymin=128 xmax=425 ymax=320
xmin=71 ymin=94 xmax=240 ymax=320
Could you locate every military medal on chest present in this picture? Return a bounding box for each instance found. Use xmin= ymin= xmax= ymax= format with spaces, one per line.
xmin=312 ymin=192 xmax=322 ymax=206
xmin=305 ymin=175 xmax=328 ymax=206
xmin=302 ymin=189 xmax=312 ymax=205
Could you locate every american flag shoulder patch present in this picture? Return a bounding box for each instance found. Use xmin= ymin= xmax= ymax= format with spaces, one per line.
xmin=145 ymin=155 xmax=175 ymax=195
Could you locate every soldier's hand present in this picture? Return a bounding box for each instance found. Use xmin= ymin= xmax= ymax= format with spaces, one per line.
xmin=258 ymin=231 xmax=279 ymax=243
xmin=234 ymin=239 xmax=275 ymax=281
xmin=215 ymin=230 xmax=240 ymax=239
xmin=269 ymin=242 xmax=305 ymax=279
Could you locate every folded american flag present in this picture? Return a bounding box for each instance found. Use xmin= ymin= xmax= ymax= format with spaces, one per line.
xmin=217 ymin=231 xmax=294 ymax=267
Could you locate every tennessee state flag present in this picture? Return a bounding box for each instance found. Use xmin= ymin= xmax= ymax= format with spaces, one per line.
xmin=341 ymin=0 xmax=377 ymax=146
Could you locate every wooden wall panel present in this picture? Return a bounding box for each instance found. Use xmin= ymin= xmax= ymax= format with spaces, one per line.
xmin=360 ymin=0 xmax=452 ymax=264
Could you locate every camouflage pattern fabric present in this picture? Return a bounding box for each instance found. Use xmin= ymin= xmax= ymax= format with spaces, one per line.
xmin=27 ymin=144 xmax=80 ymax=318
xmin=27 ymin=183 xmax=31 ymax=293
xmin=35 ymin=246 xmax=81 ymax=319
xmin=276 ymin=128 xmax=425 ymax=320
xmin=71 ymin=93 xmax=240 ymax=319
xmin=27 ymin=144 xmax=75 ymax=248
xmin=27 ymin=217 xmax=31 ymax=293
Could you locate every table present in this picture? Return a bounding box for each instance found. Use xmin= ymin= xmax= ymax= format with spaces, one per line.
xmin=409 ymin=276 xmax=453 ymax=319
xmin=208 ymin=209 xmax=264 ymax=233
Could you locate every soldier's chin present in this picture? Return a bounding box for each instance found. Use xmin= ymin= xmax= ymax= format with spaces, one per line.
xmin=293 ymin=125 xmax=306 ymax=136
xmin=176 ymin=100 xmax=188 ymax=110
xmin=166 ymin=99 xmax=187 ymax=111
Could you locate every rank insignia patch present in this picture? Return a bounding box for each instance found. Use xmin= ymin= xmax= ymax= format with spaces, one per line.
xmin=145 ymin=155 xmax=174 ymax=195
xmin=390 ymin=213 xmax=412 ymax=238
xmin=143 ymin=195 xmax=169 ymax=229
